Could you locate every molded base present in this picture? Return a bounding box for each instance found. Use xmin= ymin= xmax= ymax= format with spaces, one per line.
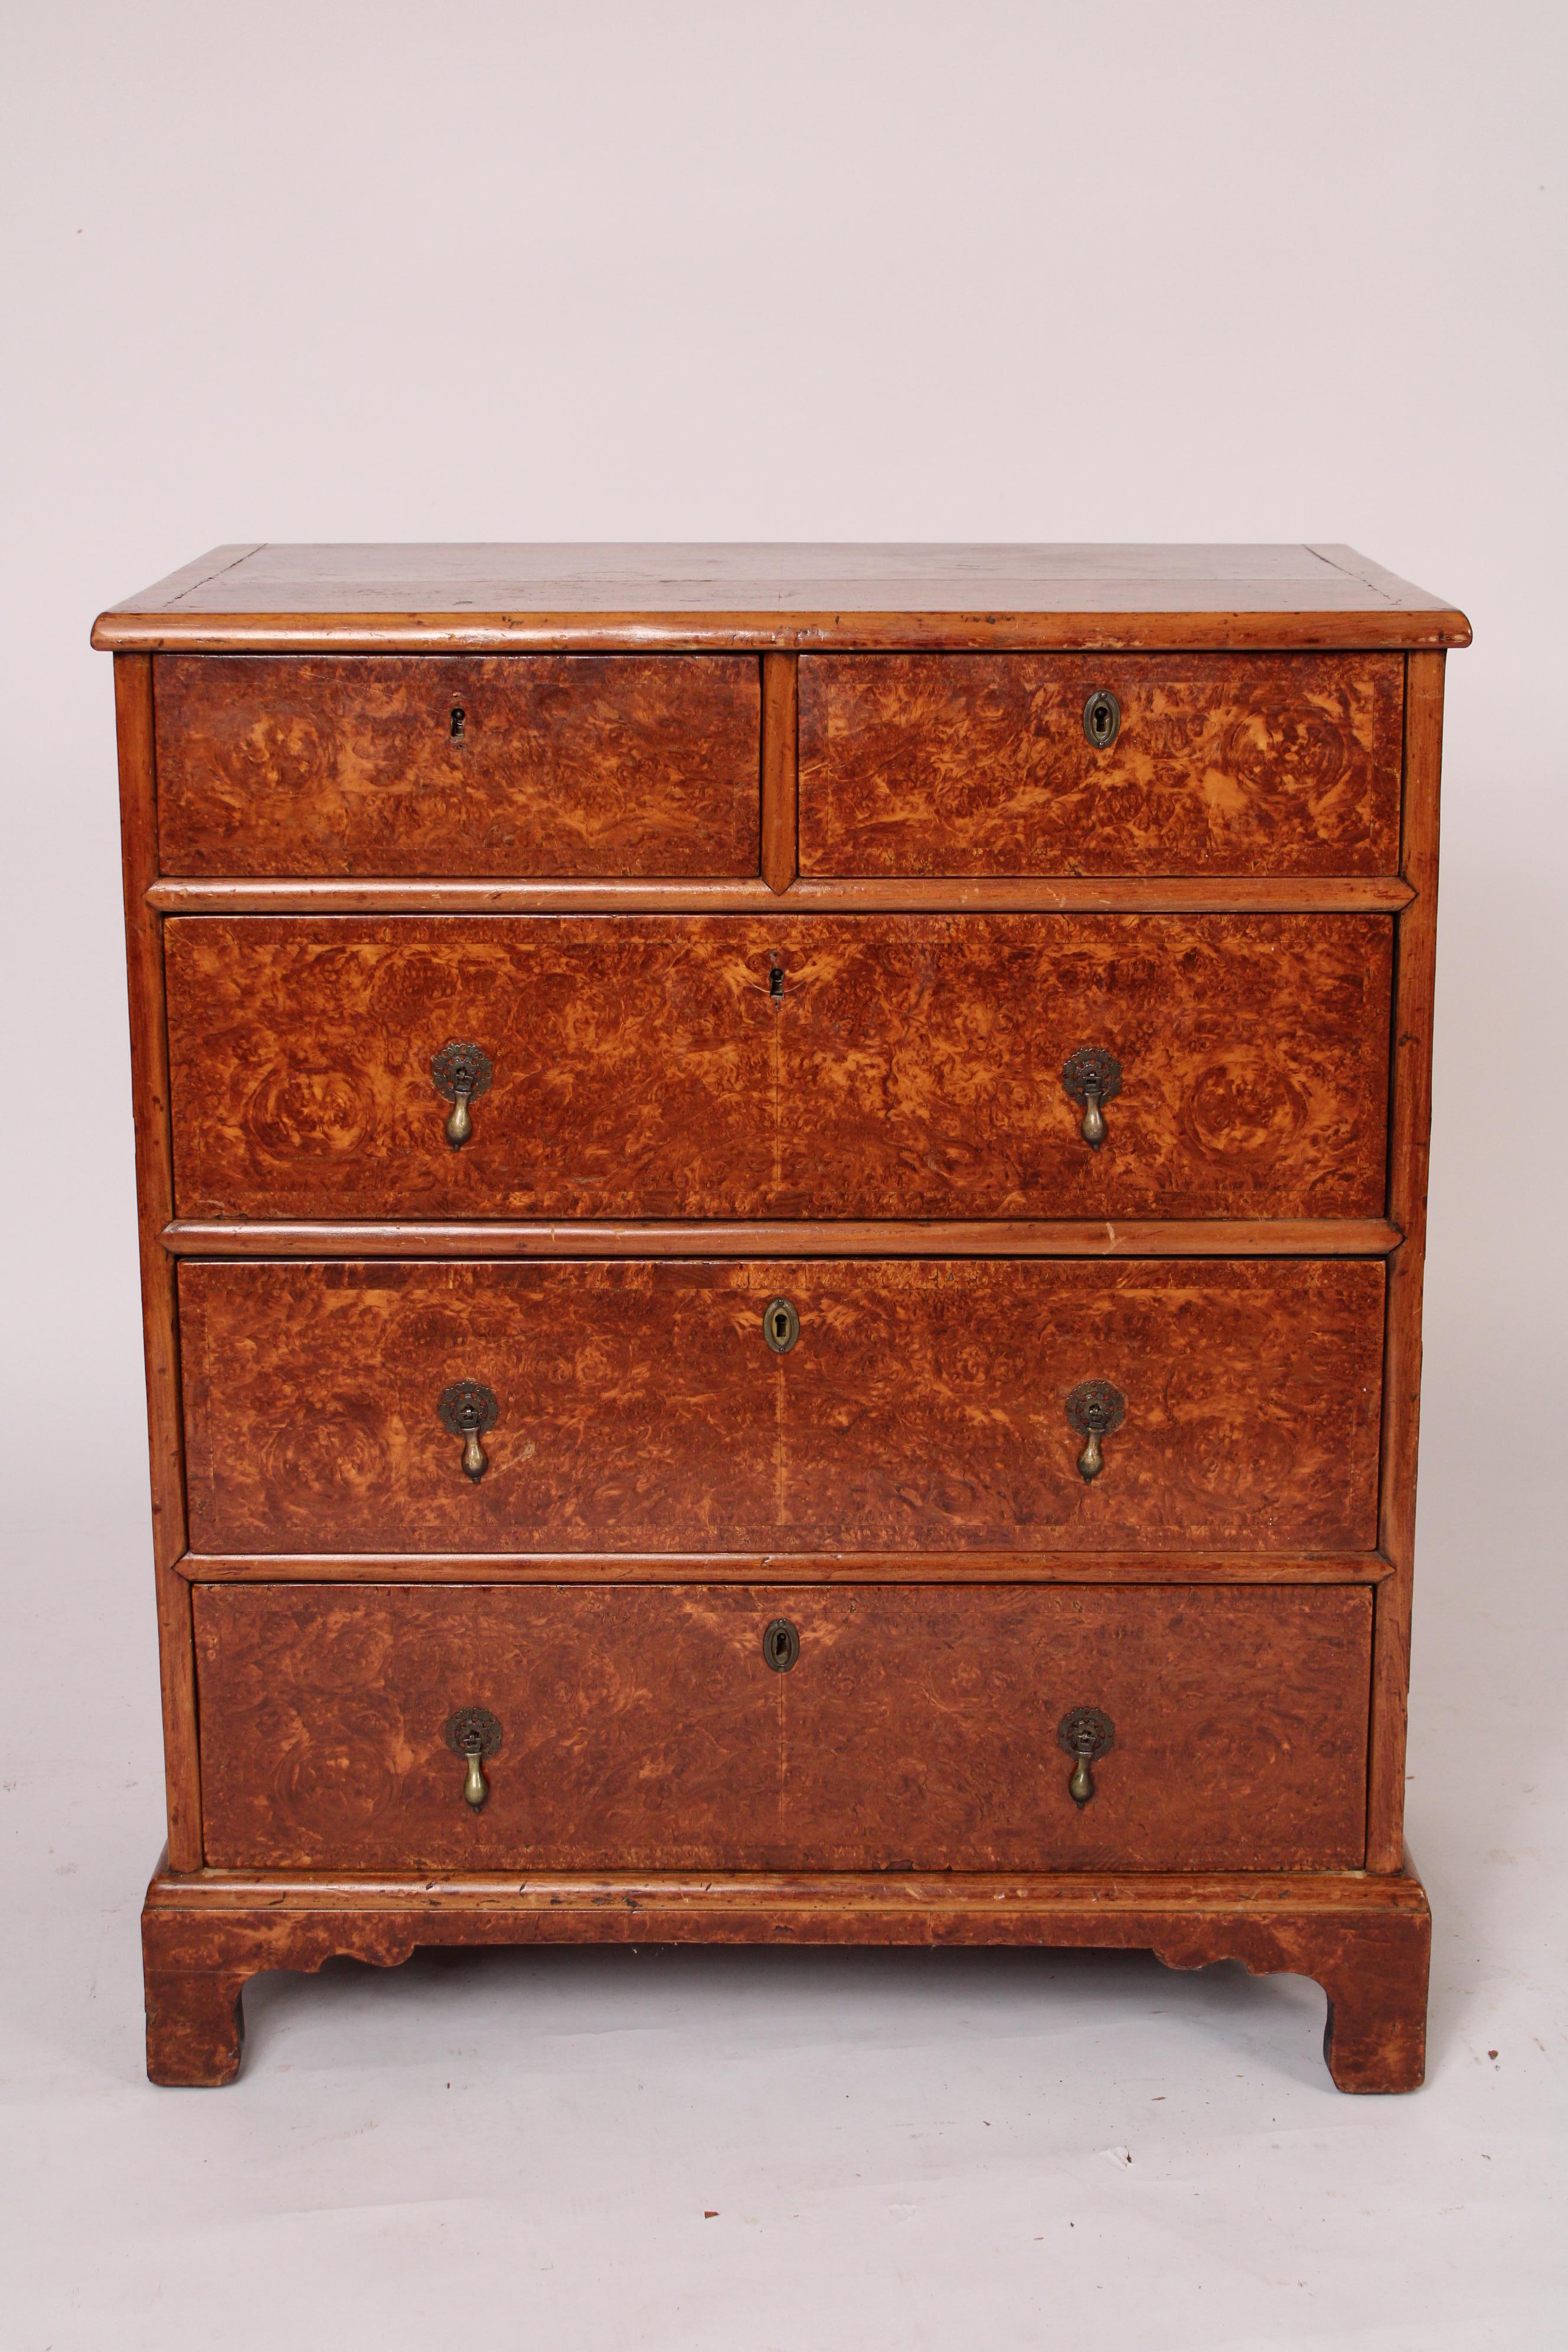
xmin=142 ymin=1854 xmax=1430 ymax=2092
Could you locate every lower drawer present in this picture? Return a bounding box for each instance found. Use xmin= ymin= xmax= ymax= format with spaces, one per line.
xmin=179 ymin=1256 xmax=1385 ymax=1553
xmin=192 ymin=1583 xmax=1373 ymax=1872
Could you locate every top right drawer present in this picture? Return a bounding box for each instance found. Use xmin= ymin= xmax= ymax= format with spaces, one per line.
xmin=798 ymin=653 xmax=1403 ymax=876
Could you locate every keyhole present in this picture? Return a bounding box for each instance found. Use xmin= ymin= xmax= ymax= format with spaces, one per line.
xmin=762 ymin=1296 xmax=800 ymax=1354
xmin=762 ymin=1617 xmax=800 ymax=1672
xmin=450 ymin=704 xmax=466 ymax=741
xmin=1083 ymin=688 xmax=1121 ymax=749
xmin=769 ymin=965 xmax=785 ymax=1001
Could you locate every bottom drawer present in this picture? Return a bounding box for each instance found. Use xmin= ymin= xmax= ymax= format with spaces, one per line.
xmin=194 ymin=1583 xmax=1371 ymax=1873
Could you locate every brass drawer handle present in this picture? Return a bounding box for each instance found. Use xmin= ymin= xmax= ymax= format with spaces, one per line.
xmin=445 ymin=1706 xmax=502 ymax=1809
xmin=1057 ymin=1705 xmax=1115 ymax=1805
xmin=437 ymin=1380 xmax=499 ymax=1481
xmin=1064 ymin=1378 xmax=1126 ymax=1482
xmin=431 ymin=1040 xmax=494 ymax=1149
xmin=1061 ymin=1046 xmax=1122 ymax=1150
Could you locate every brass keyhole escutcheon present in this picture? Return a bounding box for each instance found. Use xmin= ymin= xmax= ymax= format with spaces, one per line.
xmin=1057 ymin=1705 xmax=1115 ymax=1807
xmin=762 ymin=1297 xmax=800 ymax=1355
xmin=1061 ymin=1046 xmax=1123 ymax=1151
xmin=437 ymin=1380 xmax=500 ymax=1481
xmin=444 ymin=1706 xmax=502 ymax=1809
xmin=763 ymin=1617 xmax=801 ymax=1673
xmin=1064 ymin=1378 xmax=1126 ymax=1483
xmin=1082 ymin=688 xmax=1122 ymax=750
xmin=430 ymin=1040 xmax=494 ymax=1150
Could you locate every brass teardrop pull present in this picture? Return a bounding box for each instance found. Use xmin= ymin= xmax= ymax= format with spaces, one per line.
xmin=1057 ymin=1706 xmax=1115 ymax=1806
xmin=1064 ymin=1378 xmax=1126 ymax=1483
xmin=437 ymin=1380 xmax=499 ymax=1481
xmin=431 ymin=1040 xmax=494 ymax=1151
xmin=445 ymin=1707 xmax=502 ymax=1809
xmin=1061 ymin=1047 xmax=1123 ymax=1151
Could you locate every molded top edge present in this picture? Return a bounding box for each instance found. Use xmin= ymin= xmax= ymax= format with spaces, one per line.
xmin=92 ymin=543 xmax=1472 ymax=652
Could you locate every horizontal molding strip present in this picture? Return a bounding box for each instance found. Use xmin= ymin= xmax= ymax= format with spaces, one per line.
xmin=95 ymin=612 xmax=1471 ymax=656
xmin=177 ymin=1551 xmax=1391 ymax=1585
xmin=148 ymin=1866 xmax=1428 ymax=1916
xmin=147 ymin=874 xmax=1416 ymax=915
xmin=161 ymin=1217 xmax=1404 ymax=1260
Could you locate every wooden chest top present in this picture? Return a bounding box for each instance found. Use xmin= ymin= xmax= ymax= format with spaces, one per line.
xmin=93 ymin=541 xmax=1470 ymax=652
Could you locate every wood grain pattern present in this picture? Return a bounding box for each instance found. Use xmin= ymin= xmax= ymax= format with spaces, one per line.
xmin=799 ymin=653 xmax=1403 ymax=876
xmin=153 ymin=654 xmax=762 ymax=877
xmin=190 ymin=1582 xmax=1373 ymax=1874
xmin=92 ymin=543 xmax=1472 ymax=655
xmin=1368 ymin=652 xmax=1445 ymax=1870
xmin=177 ymin=1258 xmax=1386 ymax=1555
xmin=163 ymin=913 xmax=1391 ymax=1221
xmin=772 ymin=914 xmax=1391 ymax=1218
xmin=114 ymin=655 xmax=202 ymax=1869
xmin=141 ymin=1860 xmax=1432 ymax=2090
xmin=159 ymin=1216 xmax=1406 ymax=1259
xmin=146 ymin=875 xmax=1417 ymax=914
xmin=165 ymin=916 xmax=772 ymax=1220
xmin=760 ymin=652 xmax=799 ymax=893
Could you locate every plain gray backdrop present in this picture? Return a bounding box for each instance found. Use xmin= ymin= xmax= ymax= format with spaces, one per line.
xmin=2 ymin=4 xmax=1564 ymax=2346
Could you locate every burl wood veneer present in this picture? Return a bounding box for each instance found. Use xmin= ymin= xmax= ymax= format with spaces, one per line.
xmin=178 ymin=1257 xmax=1384 ymax=1556
xmin=192 ymin=1583 xmax=1374 ymax=1874
xmin=798 ymin=652 xmax=1403 ymax=876
xmin=164 ymin=913 xmax=1391 ymax=1220
xmin=155 ymin=654 xmax=762 ymax=876
xmin=98 ymin=544 xmax=1466 ymax=2093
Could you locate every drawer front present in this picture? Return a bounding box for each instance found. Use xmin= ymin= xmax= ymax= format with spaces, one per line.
xmin=179 ymin=1258 xmax=1384 ymax=1554
xmin=165 ymin=913 xmax=1391 ymax=1219
xmin=153 ymin=655 xmax=762 ymax=876
xmin=193 ymin=1582 xmax=1373 ymax=1871
xmin=798 ymin=652 xmax=1403 ymax=876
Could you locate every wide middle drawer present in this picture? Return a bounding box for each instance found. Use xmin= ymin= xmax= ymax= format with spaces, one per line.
xmin=164 ymin=914 xmax=1393 ymax=1220
xmin=178 ymin=1256 xmax=1384 ymax=1554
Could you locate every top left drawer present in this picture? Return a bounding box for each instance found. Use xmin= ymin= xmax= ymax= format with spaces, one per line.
xmin=152 ymin=655 xmax=763 ymax=877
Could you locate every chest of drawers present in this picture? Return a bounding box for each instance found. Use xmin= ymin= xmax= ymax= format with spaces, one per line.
xmin=96 ymin=543 xmax=1469 ymax=2090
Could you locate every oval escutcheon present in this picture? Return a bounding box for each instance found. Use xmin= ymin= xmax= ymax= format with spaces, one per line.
xmin=762 ymin=1297 xmax=801 ymax=1355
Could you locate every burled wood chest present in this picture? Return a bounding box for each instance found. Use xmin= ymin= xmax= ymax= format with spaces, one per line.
xmin=94 ymin=543 xmax=1468 ymax=2089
